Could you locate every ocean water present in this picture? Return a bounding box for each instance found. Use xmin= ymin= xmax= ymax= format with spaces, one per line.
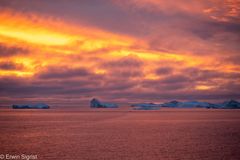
xmin=0 ymin=108 xmax=240 ymax=160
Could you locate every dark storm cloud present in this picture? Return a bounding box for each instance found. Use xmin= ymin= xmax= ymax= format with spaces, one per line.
xmin=38 ymin=67 xmax=91 ymax=79
xmin=0 ymin=76 xmax=102 ymax=98
xmin=155 ymin=67 xmax=173 ymax=75
xmin=1 ymin=70 xmax=239 ymax=106
xmin=103 ymin=77 xmax=138 ymax=91
xmin=141 ymin=79 xmax=187 ymax=91
xmin=213 ymin=21 xmax=240 ymax=34
xmin=0 ymin=0 xmax=145 ymax=36
xmin=0 ymin=61 xmax=24 ymax=70
xmin=101 ymin=56 xmax=143 ymax=78
xmin=141 ymin=67 xmax=240 ymax=96
xmin=183 ymin=67 xmax=240 ymax=82
xmin=189 ymin=20 xmax=240 ymax=40
xmin=219 ymin=81 xmax=240 ymax=92
xmin=224 ymin=55 xmax=240 ymax=65
xmin=103 ymin=56 xmax=143 ymax=68
xmin=160 ymin=74 xmax=190 ymax=84
xmin=183 ymin=68 xmax=222 ymax=81
xmin=0 ymin=44 xmax=27 ymax=57
xmin=0 ymin=75 xmax=137 ymax=104
xmin=112 ymin=69 xmax=142 ymax=78
xmin=0 ymin=77 xmax=61 ymax=96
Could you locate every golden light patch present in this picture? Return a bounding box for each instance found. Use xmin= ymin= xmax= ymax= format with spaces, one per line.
xmin=0 ymin=70 xmax=33 ymax=77
xmin=0 ymin=26 xmax=73 ymax=46
xmin=144 ymin=74 xmax=159 ymax=80
xmin=195 ymin=85 xmax=215 ymax=90
xmin=0 ymin=9 xmax=136 ymax=52
xmin=94 ymin=69 xmax=106 ymax=75
xmin=0 ymin=10 xmax=75 ymax=46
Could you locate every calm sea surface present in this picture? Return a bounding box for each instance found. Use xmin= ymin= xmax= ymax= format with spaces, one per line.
xmin=0 ymin=108 xmax=240 ymax=160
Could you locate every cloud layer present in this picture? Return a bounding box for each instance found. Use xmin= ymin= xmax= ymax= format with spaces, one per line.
xmin=0 ymin=0 xmax=239 ymax=106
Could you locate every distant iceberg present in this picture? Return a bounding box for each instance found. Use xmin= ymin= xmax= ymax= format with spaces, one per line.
xmin=131 ymin=100 xmax=240 ymax=109
xmin=162 ymin=100 xmax=240 ymax=109
xmin=133 ymin=106 xmax=160 ymax=110
xmin=90 ymin=98 xmax=118 ymax=108
xmin=12 ymin=103 xmax=50 ymax=109
xmin=207 ymin=100 xmax=240 ymax=109
xmin=161 ymin=101 xmax=213 ymax=108
xmin=131 ymin=103 xmax=161 ymax=110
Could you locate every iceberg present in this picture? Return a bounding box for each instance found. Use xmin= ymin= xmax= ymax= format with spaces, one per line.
xmin=161 ymin=100 xmax=180 ymax=107
xmin=90 ymin=98 xmax=118 ymax=108
xmin=207 ymin=100 xmax=240 ymax=109
xmin=133 ymin=106 xmax=160 ymax=110
xmin=221 ymin=100 xmax=240 ymax=109
xmin=161 ymin=100 xmax=240 ymax=109
xmin=131 ymin=103 xmax=161 ymax=110
xmin=162 ymin=101 xmax=213 ymax=108
xmin=161 ymin=101 xmax=216 ymax=108
xmin=12 ymin=103 xmax=50 ymax=109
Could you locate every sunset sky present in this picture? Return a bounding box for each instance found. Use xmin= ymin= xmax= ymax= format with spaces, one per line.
xmin=0 ymin=0 xmax=240 ymax=106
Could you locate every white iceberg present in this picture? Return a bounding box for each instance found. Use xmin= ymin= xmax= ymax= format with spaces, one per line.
xmin=161 ymin=100 xmax=240 ymax=109
xmin=208 ymin=100 xmax=240 ymax=109
xmin=161 ymin=101 xmax=214 ymax=108
xmin=12 ymin=103 xmax=50 ymax=109
xmin=131 ymin=103 xmax=161 ymax=110
xmin=90 ymin=98 xmax=118 ymax=108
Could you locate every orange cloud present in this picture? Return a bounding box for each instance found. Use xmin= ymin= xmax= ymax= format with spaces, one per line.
xmin=114 ymin=0 xmax=240 ymax=22
xmin=0 ymin=9 xmax=136 ymax=50
xmin=0 ymin=8 xmax=238 ymax=79
xmin=0 ymin=9 xmax=139 ymax=76
xmin=0 ymin=7 xmax=239 ymax=105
